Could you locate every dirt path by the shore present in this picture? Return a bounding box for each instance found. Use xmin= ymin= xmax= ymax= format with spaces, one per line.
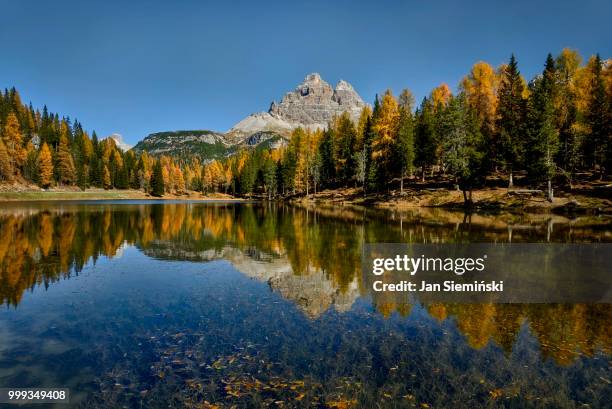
xmin=291 ymin=186 xmax=612 ymax=215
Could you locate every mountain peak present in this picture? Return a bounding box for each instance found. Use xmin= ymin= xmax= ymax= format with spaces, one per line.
xmin=105 ymin=133 xmax=132 ymax=152
xmin=303 ymin=72 xmax=322 ymax=83
xmin=228 ymin=73 xmax=366 ymax=138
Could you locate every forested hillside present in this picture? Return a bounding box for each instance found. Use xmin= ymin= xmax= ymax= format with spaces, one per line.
xmin=1 ymin=49 xmax=610 ymax=201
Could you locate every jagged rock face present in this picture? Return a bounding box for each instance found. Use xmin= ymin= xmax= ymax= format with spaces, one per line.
xmin=228 ymin=73 xmax=367 ymax=138
xmin=269 ymin=73 xmax=366 ymax=129
xmin=133 ymin=73 xmax=366 ymax=158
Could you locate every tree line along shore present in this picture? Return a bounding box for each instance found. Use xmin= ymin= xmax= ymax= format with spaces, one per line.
xmin=0 ymin=49 xmax=610 ymax=209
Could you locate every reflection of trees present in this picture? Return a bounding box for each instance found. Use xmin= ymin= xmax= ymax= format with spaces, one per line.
xmin=421 ymin=303 xmax=611 ymax=365
xmin=0 ymin=204 xmax=610 ymax=364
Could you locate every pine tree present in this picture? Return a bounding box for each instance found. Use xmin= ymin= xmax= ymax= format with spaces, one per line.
xmin=396 ymin=104 xmax=415 ymax=193
xmin=415 ymin=98 xmax=436 ymax=181
xmin=318 ymin=128 xmax=336 ymax=188
xmin=36 ymin=142 xmax=54 ymax=188
xmin=263 ymin=157 xmax=277 ymax=199
xmin=150 ymin=160 xmax=165 ymax=196
xmin=334 ymin=112 xmax=357 ymax=185
xmin=526 ymin=54 xmax=559 ymax=201
xmin=585 ymin=54 xmax=610 ymax=175
xmin=497 ymin=54 xmax=527 ymax=187
xmin=438 ymin=95 xmax=485 ymax=206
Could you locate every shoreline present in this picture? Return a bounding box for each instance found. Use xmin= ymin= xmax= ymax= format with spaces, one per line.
xmin=290 ymin=186 xmax=612 ymax=216
xmin=0 ymin=186 xmax=245 ymax=202
xmin=1 ymin=185 xmax=610 ymax=216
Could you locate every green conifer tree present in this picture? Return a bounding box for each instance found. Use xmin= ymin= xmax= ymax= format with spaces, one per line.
xmin=497 ymin=54 xmax=527 ymax=187
xmin=150 ymin=160 xmax=165 ymax=196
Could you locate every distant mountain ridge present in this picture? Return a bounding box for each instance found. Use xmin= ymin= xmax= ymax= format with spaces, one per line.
xmin=132 ymin=73 xmax=367 ymax=161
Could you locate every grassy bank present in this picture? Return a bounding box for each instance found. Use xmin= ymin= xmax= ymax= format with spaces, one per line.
xmin=0 ymin=185 xmax=242 ymax=202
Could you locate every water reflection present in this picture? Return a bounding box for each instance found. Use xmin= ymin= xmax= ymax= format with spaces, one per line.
xmin=0 ymin=203 xmax=610 ymax=408
xmin=1 ymin=203 xmax=610 ymax=360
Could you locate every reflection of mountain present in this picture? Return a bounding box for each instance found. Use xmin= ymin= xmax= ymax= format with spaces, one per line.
xmin=0 ymin=203 xmax=610 ymax=364
xmin=141 ymin=243 xmax=360 ymax=318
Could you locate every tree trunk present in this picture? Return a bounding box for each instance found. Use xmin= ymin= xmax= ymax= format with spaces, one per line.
xmin=508 ymin=169 xmax=514 ymax=188
xmin=421 ymin=167 xmax=425 ymax=182
xmin=547 ymin=179 xmax=553 ymax=202
xmin=462 ymin=189 xmax=473 ymax=209
xmin=400 ymin=172 xmax=404 ymax=195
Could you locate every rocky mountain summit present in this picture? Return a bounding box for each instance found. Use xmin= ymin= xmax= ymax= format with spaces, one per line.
xmin=133 ymin=73 xmax=367 ymax=160
xmin=228 ymin=73 xmax=366 ymax=138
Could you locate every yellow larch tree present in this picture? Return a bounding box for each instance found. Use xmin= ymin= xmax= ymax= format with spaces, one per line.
xmin=430 ymin=83 xmax=452 ymax=111
xmin=56 ymin=134 xmax=76 ymax=185
xmin=0 ymin=140 xmax=12 ymax=181
xmin=36 ymin=142 xmax=54 ymax=188
xmin=173 ymin=166 xmax=185 ymax=194
xmin=102 ymin=165 xmax=111 ymax=189
xmin=372 ymin=89 xmax=400 ymax=184
xmin=460 ymin=61 xmax=499 ymax=135
xmin=2 ymin=112 xmax=27 ymax=177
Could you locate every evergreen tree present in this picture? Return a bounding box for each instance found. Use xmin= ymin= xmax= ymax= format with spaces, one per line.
xmin=36 ymin=142 xmax=54 ymax=188
xmin=497 ymin=54 xmax=527 ymax=187
xmin=263 ymin=157 xmax=277 ymax=199
xmin=396 ymin=104 xmax=415 ymax=193
xmin=318 ymin=128 xmax=336 ymax=188
xmin=526 ymin=54 xmax=560 ymax=201
xmin=415 ymin=98 xmax=436 ymax=181
xmin=150 ymin=160 xmax=165 ymax=196
xmin=585 ymin=54 xmax=610 ymax=174
xmin=438 ymin=95 xmax=485 ymax=206
xmin=334 ymin=112 xmax=357 ymax=185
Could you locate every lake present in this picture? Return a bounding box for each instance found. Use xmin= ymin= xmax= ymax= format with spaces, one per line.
xmin=0 ymin=201 xmax=610 ymax=408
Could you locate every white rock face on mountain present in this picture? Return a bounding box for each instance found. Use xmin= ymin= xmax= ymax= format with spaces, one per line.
xmin=228 ymin=73 xmax=367 ymax=138
xmin=105 ymin=133 xmax=132 ymax=152
xmin=229 ymin=112 xmax=294 ymax=136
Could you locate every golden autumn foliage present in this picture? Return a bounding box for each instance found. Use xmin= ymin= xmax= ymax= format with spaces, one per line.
xmin=102 ymin=165 xmax=111 ymax=189
xmin=0 ymin=140 xmax=12 ymax=181
xmin=430 ymin=83 xmax=452 ymax=110
xmin=372 ymin=90 xmax=399 ymax=161
xmin=2 ymin=112 xmax=26 ymax=175
xmin=56 ymin=134 xmax=76 ymax=184
xmin=36 ymin=142 xmax=53 ymax=187
xmin=460 ymin=61 xmax=499 ymax=133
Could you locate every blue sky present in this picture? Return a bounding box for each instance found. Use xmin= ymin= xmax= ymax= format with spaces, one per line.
xmin=1 ymin=0 xmax=610 ymax=144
